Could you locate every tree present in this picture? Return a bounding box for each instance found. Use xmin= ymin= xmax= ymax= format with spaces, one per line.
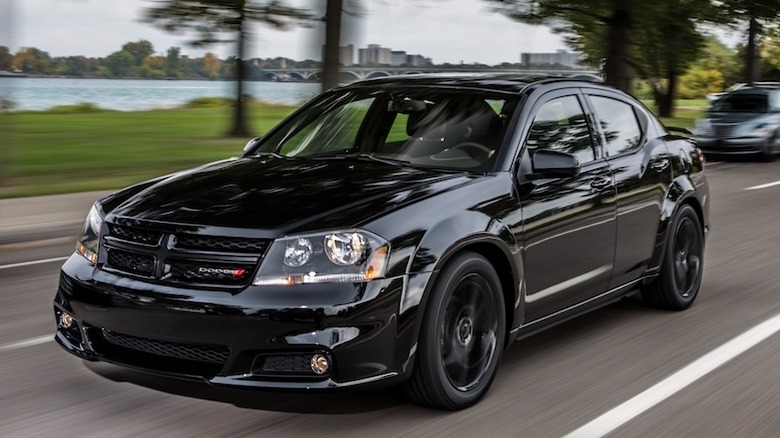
xmin=0 ymin=46 xmax=12 ymax=70
xmin=13 ymin=47 xmax=52 ymax=74
xmin=165 ymin=46 xmax=182 ymax=78
xmin=105 ymin=50 xmax=136 ymax=77
xmin=62 ymin=56 xmax=89 ymax=77
xmin=321 ymin=0 xmax=343 ymax=92
xmin=486 ymin=0 xmax=643 ymax=93
xmin=145 ymin=0 xmax=315 ymax=137
xmin=631 ymin=0 xmax=715 ymax=116
xmin=122 ymin=40 xmax=155 ymax=66
xmin=722 ymin=1 xmax=780 ymax=84
xmin=202 ymin=52 xmax=221 ymax=79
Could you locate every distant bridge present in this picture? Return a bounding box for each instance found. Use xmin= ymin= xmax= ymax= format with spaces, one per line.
xmin=260 ymin=67 xmax=600 ymax=82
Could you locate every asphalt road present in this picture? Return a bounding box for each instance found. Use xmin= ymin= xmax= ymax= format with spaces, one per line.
xmin=2 ymin=159 xmax=779 ymax=437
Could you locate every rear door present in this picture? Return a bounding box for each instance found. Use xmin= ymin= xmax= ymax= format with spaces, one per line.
xmin=519 ymin=89 xmax=617 ymax=321
xmin=582 ymin=89 xmax=673 ymax=289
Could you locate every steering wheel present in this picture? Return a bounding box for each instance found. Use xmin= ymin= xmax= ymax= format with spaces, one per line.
xmin=451 ymin=142 xmax=493 ymax=162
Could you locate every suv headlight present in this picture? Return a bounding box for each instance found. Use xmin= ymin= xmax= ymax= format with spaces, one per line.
xmin=75 ymin=203 xmax=104 ymax=264
xmin=751 ymin=124 xmax=772 ymax=137
xmin=253 ymin=230 xmax=390 ymax=285
xmin=693 ymin=119 xmax=710 ymax=136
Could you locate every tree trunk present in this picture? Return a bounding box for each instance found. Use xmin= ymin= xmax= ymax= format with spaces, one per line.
xmin=228 ymin=2 xmax=250 ymax=137
xmin=658 ymin=71 xmax=678 ymax=118
xmin=743 ymin=17 xmax=760 ymax=85
xmin=604 ymin=7 xmax=633 ymax=94
xmin=322 ymin=0 xmax=343 ymax=92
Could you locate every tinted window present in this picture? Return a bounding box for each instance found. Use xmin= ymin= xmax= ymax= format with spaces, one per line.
xmin=526 ymin=96 xmax=595 ymax=163
xmin=590 ymin=96 xmax=643 ymax=156
xmin=255 ymin=89 xmax=519 ymax=171
xmin=711 ymin=93 xmax=768 ymax=113
xmin=278 ymin=97 xmax=375 ymax=157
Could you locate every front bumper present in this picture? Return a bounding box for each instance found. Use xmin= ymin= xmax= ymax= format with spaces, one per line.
xmin=54 ymin=254 xmax=428 ymax=391
xmin=696 ymin=136 xmax=768 ymax=156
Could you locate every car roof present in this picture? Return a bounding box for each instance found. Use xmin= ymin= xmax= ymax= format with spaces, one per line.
xmin=341 ymin=73 xmax=607 ymax=94
xmin=730 ymin=86 xmax=779 ymax=95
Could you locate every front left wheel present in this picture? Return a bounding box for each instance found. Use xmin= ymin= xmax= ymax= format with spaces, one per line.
xmin=404 ymin=252 xmax=506 ymax=410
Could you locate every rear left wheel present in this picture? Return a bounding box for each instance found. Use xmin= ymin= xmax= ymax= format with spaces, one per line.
xmin=404 ymin=252 xmax=505 ymax=410
xmin=641 ymin=204 xmax=704 ymax=310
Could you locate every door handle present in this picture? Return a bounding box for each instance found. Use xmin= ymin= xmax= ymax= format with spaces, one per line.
xmin=590 ymin=177 xmax=612 ymax=191
xmin=650 ymin=159 xmax=670 ymax=172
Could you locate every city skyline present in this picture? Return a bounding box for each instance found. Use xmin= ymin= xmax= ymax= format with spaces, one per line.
xmin=1 ymin=0 xmax=569 ymax=65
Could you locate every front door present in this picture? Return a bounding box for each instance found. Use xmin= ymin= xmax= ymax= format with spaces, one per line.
xmin=518 ymin=92 xmax=618 ymax=321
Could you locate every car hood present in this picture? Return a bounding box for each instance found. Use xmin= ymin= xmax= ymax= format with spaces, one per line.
xmin=105 ymin=157 xmax=473 ymax=233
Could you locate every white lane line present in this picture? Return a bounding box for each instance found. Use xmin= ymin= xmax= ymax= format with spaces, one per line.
xmin=0 ymin=335 xmax=53 ymax=352
xmin=0 ymin=256 xmax=69 ymax=270
xmin=745 ymin=180 xmax=780 ymax=191
xmin=564 ymin=313 xmax=780 ymax=438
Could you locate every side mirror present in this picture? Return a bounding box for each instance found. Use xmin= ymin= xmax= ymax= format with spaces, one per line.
xmin=530 ymin=149 xmax=581 ymax=178
xmin=243 ymin=136 xmax=262 ymax=153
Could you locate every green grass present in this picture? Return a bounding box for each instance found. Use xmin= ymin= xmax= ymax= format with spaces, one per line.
xmin=0 ymin=101 xmax=298 ymax=198
xmin=0 ymin=99 xmax=707 ymax=198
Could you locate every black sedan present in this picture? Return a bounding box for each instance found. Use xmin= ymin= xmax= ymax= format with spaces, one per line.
xmin=54 ymin=74 xmax=709 ymax=410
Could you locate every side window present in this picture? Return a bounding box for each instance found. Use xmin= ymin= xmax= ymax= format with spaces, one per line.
xmin=385 ymin=113 xmax=410 ymax=144
xmin=526 ymin=95 xmax=596 ymax=164
xmin=589 ymin=96 xmax=643 ymax=156
xmin=279 ymin=97 xmax=375 ymax=157
xmin=770 ymin=91 xmax=780 ymax=112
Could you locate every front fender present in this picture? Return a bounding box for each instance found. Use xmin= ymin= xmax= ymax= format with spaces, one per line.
xmin=394 ymin=211 xmax=521 ymax=369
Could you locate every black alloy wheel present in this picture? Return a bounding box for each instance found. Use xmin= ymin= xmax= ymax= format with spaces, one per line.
xmin=404 ymin=252 xmax=506 ymax=410
xmin=642 ymin=204 xmax=704 ymax=310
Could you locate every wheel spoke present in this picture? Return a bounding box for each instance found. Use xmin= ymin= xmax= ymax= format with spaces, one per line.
xmin=440 ymin=272 xmax=500 ymax=391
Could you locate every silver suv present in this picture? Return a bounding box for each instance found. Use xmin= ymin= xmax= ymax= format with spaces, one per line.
xmin=695 ymin=87 xmax=780 ymax=161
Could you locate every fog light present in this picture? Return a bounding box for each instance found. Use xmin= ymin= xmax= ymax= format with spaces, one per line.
xmin=310 ymin=353 xmax=330 ymax=375
xmin=59 ymin=312 xmax=75 ymax=329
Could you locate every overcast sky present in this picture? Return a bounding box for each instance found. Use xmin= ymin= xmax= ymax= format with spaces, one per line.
xmin=1 ymin=0 xmax=569 ymax=64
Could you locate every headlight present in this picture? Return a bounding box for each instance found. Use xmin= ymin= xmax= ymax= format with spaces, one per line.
xmin=75 ymin=203 xmax=104 ymax=264
xmin=254 ymin=230 xmax=390 ymax=285
xmin=751 ymin=124 xmax=772 ymax=137
xmin=693 ymin=119 xmax=710 ymax=136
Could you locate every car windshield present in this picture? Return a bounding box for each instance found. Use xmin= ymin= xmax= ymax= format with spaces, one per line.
xmin=710 ymin=93 xmax=768 ymax=113
xmin=251 ymin=87 xmax=519 ymax=172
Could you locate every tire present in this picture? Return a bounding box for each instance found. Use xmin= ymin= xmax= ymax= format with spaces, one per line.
xmin=641 ymin=204 xmax=704 ymax=310
xmin=759 ymin=136 xmax=776 ymax=162
xmin=404 ymin=252 xmax=506 ymax=410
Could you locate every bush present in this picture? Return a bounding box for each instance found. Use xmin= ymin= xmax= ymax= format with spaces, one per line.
xmin=45 ymin=102 xmax=114 ymax=114
xmin=183 ymin=96 xmax=234 ymax=108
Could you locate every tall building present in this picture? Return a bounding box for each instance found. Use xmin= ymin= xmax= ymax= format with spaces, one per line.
xmin=321 ymin=44 xmax=354 ymax=66
xmin=406 ymin=54 xmax=432 ymax=67
xmin=391 ymin=51 xmax=407 ymax=66
xmin=358 ymin=44 xmax=393 ymax=65
xmin=520 ymin=50 xmax=584 ymax=69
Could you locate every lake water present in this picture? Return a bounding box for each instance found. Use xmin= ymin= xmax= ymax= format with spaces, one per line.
xmin=0 ymin=78 xmax=322 ymax=111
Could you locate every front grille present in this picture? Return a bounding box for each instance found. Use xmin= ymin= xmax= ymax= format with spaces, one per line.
xmin=167 ymin=259 xmax=254 ymax=285
xmin=108 ymin=224 xmax=163 ymax=246
xmin=106 ymin=249 xmax=155 ymax=276
xmin=713 ymin=125 xmax=736 ymax=138
xmin=101 ymin=329 xmax=229 ymax=364
xmin=175 ymin=234 xmax=269 ymax=253
xmin=102 ymin=221 xmax=267 ymax=287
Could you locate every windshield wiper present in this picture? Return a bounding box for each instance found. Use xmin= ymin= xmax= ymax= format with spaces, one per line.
xmin=340 ymin=153 xmax=412 ymax=167
xmin=248 ymin=152 xmax=284 ymax=159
